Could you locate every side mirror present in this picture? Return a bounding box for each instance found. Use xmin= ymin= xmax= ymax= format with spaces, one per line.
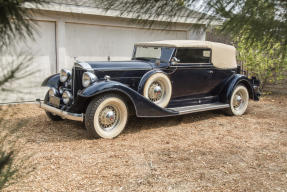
xmin=170 ymin=57 xmax=180 ymax=65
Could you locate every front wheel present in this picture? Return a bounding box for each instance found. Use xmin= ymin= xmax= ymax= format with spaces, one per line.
xmin=226 ymin=85 xmax=249 ymax=116
xmin=85 ymin=94 xmax=128 ymax=139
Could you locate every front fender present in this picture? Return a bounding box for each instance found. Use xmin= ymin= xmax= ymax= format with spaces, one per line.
xmin=78 ymin=80 xmax=178 ymax=117
xmin=220 ymin=74 xmax=255 ymax=102
xmin=41 ymin=73 xmax=60 ymax=88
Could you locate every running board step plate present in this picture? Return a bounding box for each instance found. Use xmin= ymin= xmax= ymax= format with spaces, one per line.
xmin=168 ymin=102 xmax=229 ymax=115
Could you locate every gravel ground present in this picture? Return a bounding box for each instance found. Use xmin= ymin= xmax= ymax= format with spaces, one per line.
xmin=1 ymin=95 xmax=287 ymax=192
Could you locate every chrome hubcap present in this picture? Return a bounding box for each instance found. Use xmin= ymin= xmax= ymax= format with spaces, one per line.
xmin=233 ymin=91 xmax=245 ymax=110
xmin=99 ymin=106 xmax=119 ymax=130
xmin=148 ymin=82 xmax=163 ymax=102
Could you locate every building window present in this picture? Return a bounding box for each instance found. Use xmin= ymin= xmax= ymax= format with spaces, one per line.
xmin=175 ymin=48 xmax=211 ymax=64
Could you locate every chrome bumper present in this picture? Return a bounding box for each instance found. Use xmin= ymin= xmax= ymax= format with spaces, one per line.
xmin=37 ymin=100 xmax=84 ymax=122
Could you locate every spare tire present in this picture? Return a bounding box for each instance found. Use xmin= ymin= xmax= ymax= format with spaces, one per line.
xmin=143 ymin=73 xmax=172 ymax=108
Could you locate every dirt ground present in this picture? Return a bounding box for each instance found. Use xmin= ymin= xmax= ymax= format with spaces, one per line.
xmin=1 ymin=95 xmax=287 ymax=192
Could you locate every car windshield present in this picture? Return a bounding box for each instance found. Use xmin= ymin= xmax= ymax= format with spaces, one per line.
xmin=133 ymin=46 xmax=174 ymax=62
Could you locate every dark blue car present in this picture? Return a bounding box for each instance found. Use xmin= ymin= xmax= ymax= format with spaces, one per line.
xmin=38 ymin=40 xmax=260 ymax=139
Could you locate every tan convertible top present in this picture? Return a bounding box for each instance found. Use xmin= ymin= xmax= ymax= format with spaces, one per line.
xmin=135 ymin=40 xmax=237 ymax=69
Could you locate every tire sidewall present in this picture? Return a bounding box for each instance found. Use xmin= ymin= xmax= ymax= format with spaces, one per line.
xmin=87 ymin=96 xmax=128 ymax=139
xmin=143 ymin=73 xmax=172 ymax=108
xmin=230 ymin=85 xmax=249 ymax=115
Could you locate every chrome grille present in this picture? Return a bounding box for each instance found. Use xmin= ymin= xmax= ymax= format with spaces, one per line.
xmin=72 ymin=67 xmax=85 ymax=98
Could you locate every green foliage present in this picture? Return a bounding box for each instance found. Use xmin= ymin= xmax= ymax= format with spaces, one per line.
xmin=96 ymin=0 xmax=287 ymax=64
xmin=0 ymin=113 xmax=33 ymax=190
xmin=201 ymin=0 xmax=287 ymax=63
xmin=0 ymin=0 xmax=44 ymax=49
xmin=0 ymin=151 xmax=17 ymax=190
xmin=236 ymin=36 xmax=287 ymax=90
xmin=0 ymin=110 xmax=17 ymax=190
xmin=94 ymin=0 xmax=196 ymax=28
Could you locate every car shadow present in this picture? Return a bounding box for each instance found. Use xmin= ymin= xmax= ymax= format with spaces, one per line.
xmin=13 ymin=109 xmax=226 ymax=143
xmin=123 ymin=110 xmax=226 ymax=135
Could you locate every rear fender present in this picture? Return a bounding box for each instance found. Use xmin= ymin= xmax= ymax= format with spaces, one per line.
xmin=41 ymin=73 xmax=60 ymax=88
xmin=78 ymin=80 xmax=178 ymax=117
xmin=220 ymin=74 xmax=255 ymax=102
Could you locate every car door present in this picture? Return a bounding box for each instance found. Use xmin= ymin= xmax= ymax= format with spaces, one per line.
xmin=167 ymin=48 xmax=214 ymax=99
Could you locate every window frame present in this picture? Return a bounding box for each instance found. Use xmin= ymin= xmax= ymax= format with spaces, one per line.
xmin=172 ymin=47 xmax=213 ymax=67
xmin=132 ymin=46 xmax=175 ymax=63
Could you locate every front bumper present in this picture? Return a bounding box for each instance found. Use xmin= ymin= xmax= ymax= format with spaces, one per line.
xmin=37 ymin=99 xmax=84 ymax=122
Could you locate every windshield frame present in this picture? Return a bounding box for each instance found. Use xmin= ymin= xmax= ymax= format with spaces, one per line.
xmin=132 ymin=46 xmax=175 ymax=63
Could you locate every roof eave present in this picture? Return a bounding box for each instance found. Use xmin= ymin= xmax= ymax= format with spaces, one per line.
xmin=23 ymin=2 xmax=221 ymax=25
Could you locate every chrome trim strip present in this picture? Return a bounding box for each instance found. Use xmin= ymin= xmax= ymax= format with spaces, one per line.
xmin=74 ymin=61 xmax=93 ymax=71
xmin=37 ymin=101 xmax=84 ymax=121
xmin=89 ymin=67 xmax=152 ymax=71
xmin=168 ymin=103 xmax=229 ymax=115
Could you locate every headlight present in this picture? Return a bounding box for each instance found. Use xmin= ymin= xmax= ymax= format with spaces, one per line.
xmin=60 ymin=69 xmax=71 ymax=83
xmin=82 ymin=72 xmax=97 ymax=87
xmin=48 ymin=87 xmax=58 ymax=97
xmin=62 ymin=91 xmax=72 ymax=104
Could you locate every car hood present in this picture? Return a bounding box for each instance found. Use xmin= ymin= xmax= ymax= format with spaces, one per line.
xmin=87 ymin=60 xmax=154 ymax=71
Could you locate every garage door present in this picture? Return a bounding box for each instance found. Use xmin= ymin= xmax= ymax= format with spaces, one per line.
xmin=0 ymin=21 xmax=56 ymax=103
xmin=64 ymin=23 xmax=187 ymax=68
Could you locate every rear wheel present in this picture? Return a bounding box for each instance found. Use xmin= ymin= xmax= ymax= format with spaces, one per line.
xmin=44 ymin=92 xmax=63 ymax=121
xmin=85 ymin=94 xmax=128 ymax=139
xmin=226 ymin=85 xmax=249 ymax=116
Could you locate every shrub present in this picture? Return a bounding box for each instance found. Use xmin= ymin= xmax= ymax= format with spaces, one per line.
xmin=236 ymin=36 xmax=287 ymax=91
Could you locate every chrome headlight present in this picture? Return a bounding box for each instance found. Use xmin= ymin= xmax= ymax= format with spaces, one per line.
xmin=62 ymin=91 xmax=72 ymax=104
xmin=82 ymin=72 xmax=97 ymax=87
xmin=48 ymin=87 xmax=58 ymax=97
xmin=60 ymin=69 xmax=71 ymax=83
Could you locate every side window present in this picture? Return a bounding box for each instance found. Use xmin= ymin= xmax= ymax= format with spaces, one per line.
xmin=175 ymin=48 xmax=211 ymax=64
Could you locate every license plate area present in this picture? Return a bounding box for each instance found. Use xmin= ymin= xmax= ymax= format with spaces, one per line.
xmin=49 ymin=96 xmax=60 ymax=108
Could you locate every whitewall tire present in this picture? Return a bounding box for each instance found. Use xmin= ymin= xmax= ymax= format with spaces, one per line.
xmin=85 ymin=94 xmax=128 ymax=139
xmin=143 ymin=73 xmax=172 ymax=108
xmin=226 ymin=85 xmax=249 ymax=116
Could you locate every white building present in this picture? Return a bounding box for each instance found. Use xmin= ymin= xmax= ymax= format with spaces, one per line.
xmin=0 ymin=0 xmax=207 ymax=103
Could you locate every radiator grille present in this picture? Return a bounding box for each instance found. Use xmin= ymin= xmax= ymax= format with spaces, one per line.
xmin=72 ymin=67 xmax=85 ymax=98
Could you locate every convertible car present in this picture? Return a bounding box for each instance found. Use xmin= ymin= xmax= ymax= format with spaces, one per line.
xmin=38 ymin=40 xmax=260 ymax=139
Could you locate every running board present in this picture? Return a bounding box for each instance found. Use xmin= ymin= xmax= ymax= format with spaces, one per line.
xmin=168 ymin=102 xmax=229 ymax=115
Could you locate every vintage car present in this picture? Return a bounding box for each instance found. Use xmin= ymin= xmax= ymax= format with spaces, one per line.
xmin=38 ymin=40 xmax=260 ymax=139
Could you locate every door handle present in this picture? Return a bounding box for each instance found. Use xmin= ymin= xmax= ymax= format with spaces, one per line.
xmin=207 ymin=70 xmax=214 ymax=74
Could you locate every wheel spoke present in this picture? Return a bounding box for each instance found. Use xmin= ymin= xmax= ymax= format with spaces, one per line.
xmin=148 ymin=81 xmax=164 ymax=102
xmin=232 ymin=89 xmax=247 ymax=111
xmin=98 ymin=105 xmax=120 ymax=131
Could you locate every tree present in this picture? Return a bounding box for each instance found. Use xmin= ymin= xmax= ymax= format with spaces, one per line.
xmin=0 ymin=0 xmax=43 ymax=91
xmin=200 ymin=0 xmax=287 ymax=62
xmin=0 ymin=0 xmax=42 ymax=49
xmin=0 ymin=0 xmax=44 ymax=189
xmin=95 ymin=0 xmax=287 ymax=63
xmin=95 ymin=0 xmax=287 ymax=92
xmin=236 ymin=35 xmax=287 ymax=91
